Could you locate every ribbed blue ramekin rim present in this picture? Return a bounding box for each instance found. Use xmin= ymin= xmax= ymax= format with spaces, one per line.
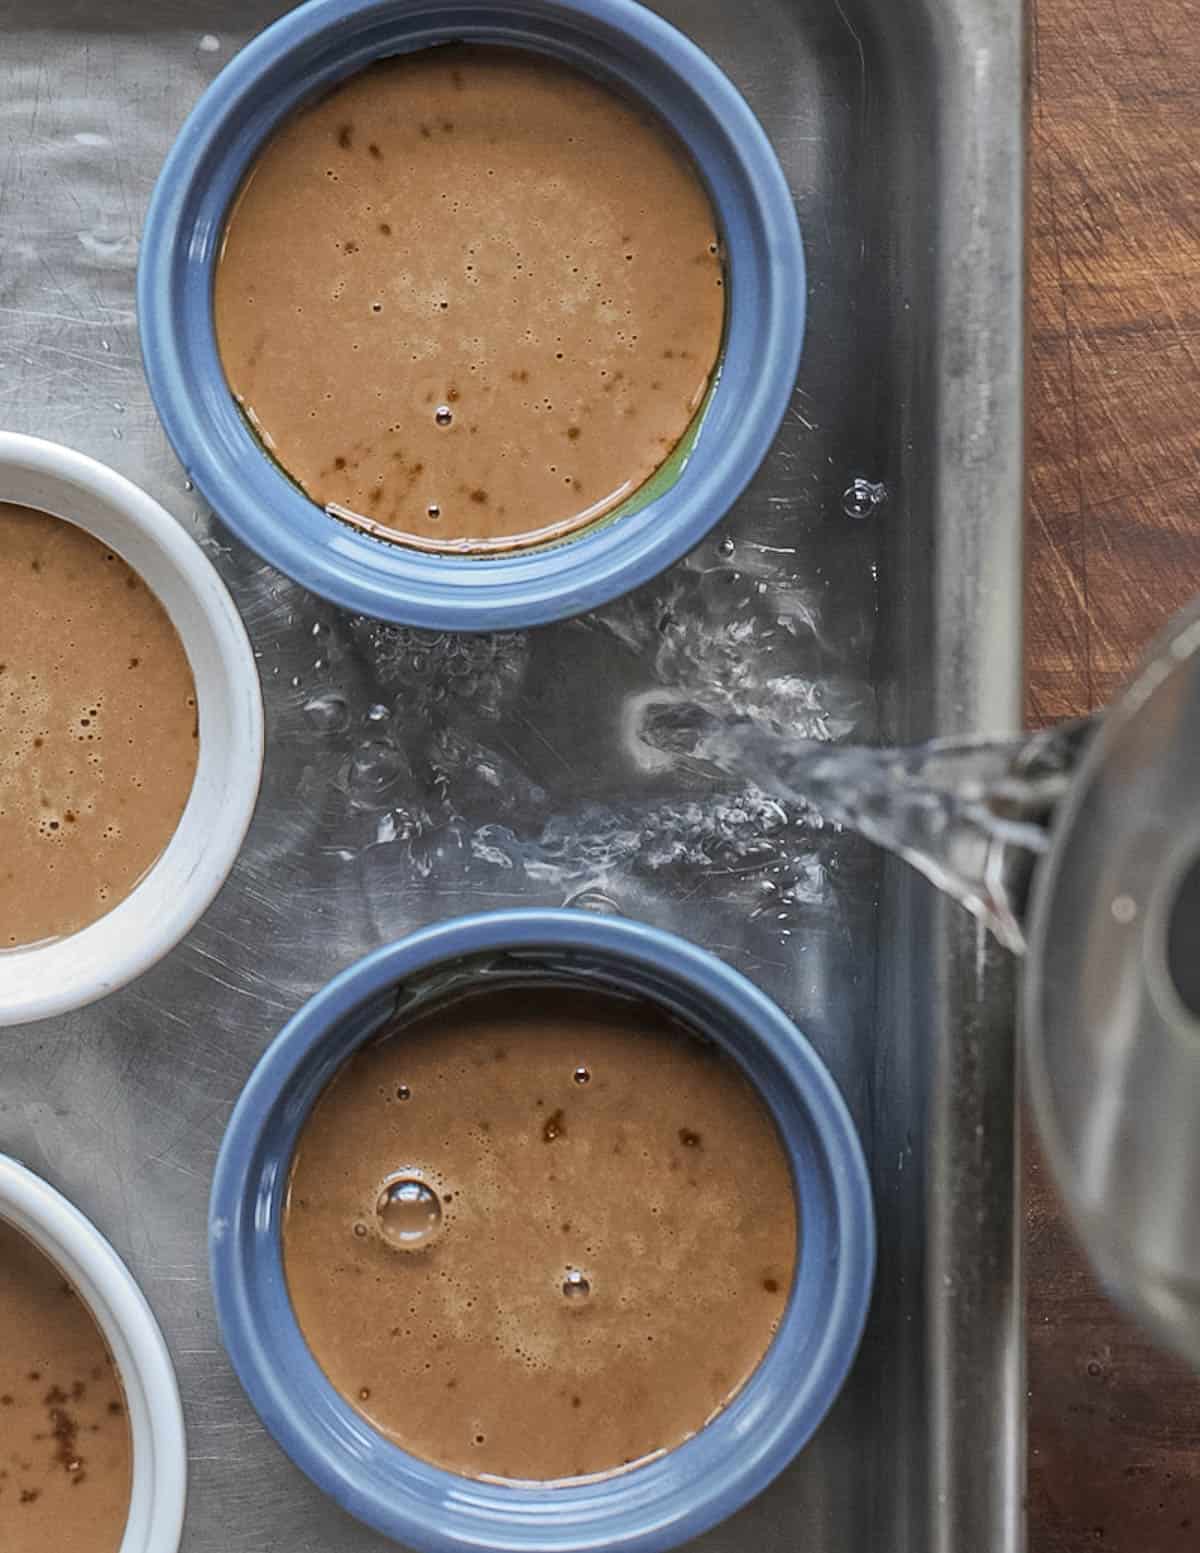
xmin=209 ymin=908 xmax=874 ymax=1553
xmin=138 ymin=0 xmax=805 ymax=630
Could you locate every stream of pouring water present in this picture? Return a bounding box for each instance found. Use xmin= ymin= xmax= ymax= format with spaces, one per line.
xmin=630 ymin=696 xmax=1096 ymax=954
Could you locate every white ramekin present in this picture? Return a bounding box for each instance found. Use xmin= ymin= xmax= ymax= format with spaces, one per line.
xmin=0 ymin=1155 xmax=187 ymax=1553
xmin=0 ymin=432 xmax=263 ymax=1026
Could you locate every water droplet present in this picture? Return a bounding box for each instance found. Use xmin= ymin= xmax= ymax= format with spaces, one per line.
xmin=573 ymin=1067 xmax=591 ymax=1085
xmin=100 ymin=339 xmax=111 ymax=352
xmin=435 ymin=406 xmax=453 ymax=427
xmin=183 ymin=478 xmax=194 ymax=492
xmin=303 ymin=691 xmax=350 ymax=734
xmin=353 ymin=1222 xmax=368 ymax=1238
xmin=717 ymin=536 xmax=735 ymax=559
xmin=1111 ymin=894 xmax=1138 ymax=923
xmin=562 ymin=1268 xmax=591 ymax=1300
xmin=377 ymin=1177 xmax=443 ymax=1248
xmin=397 ymin=1084 xmax=411 ymax=1101
xmin=365 ymin=703 xmax=390 ymax=725
xmin=427 ymin=503 xmax=441 ymax=519
xmin=841 ymin=477 xmax=887 ymax=519
xmin=199 ymin=32 xmax=220 ymax=51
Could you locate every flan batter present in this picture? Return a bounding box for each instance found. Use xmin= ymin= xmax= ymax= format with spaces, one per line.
xmin=283 ymin=986 xmax=797 ymax=1481
xmin=215 ymin=45 xmax=725 ymax=549
xmin=0 ymin=505 xmax=199 ymax=946
xmin=0 ymin=1220 xmax=132 ymax=1552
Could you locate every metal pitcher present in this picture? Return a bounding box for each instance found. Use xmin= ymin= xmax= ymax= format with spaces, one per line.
xmin=895 ymin=596 xmax=1200 ymax=1365
xmin=1017 ymin=599 xmax=1200 ymax=1365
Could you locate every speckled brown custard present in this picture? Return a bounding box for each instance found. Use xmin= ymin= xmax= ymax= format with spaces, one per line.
xmin=214 ymin=44 xmax=725 ymax=551
xmin=0 ymin=504 xmax=199 ymax=948
xmin=0 ymin=1220 xmax=132 ymax=1552
xmin=282 ymin=987 xmax=797 ymax=1482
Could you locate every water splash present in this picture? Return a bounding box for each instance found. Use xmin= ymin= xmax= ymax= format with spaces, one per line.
xmin=627 ymin=695 xmax=1095 ymax=953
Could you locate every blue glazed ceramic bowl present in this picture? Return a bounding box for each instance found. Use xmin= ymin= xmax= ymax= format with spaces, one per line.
xmin=210 ymin=909 xmax=874 ymax=1553
xmin=138 ymin=0 xmax=804 ymax=629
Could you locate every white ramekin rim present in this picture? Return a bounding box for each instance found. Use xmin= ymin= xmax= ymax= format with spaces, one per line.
xmin=0 ymin=432 xmax=264 ymax=1026
xmin=0 ymin=1155 xmax=187 ymax=1553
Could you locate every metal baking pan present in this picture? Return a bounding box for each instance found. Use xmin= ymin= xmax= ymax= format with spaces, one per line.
xmin=0 ymin=1 xmax=1024 ymax=1550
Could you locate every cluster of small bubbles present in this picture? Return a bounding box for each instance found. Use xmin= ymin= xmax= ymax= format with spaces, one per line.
xmin=349 ymin=618 xmax=528 ymax=719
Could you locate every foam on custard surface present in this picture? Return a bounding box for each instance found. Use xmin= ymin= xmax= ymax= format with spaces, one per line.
xmin=0 ymin=504 xmax=198 ymax=947
xmin=283 ymin=987 xmax=797 ymax=1481
xmin=214 ymin=44 xmax=725 ymax=549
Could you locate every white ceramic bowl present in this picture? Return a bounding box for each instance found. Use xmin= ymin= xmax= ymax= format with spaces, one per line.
xmin=0 ymin=433 xmax=263 ymax=1026
xmin=0 ymin=1155 xmax=187 ymax=1553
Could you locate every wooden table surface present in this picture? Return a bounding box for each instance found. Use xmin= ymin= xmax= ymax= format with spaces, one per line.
xmin=1027 ymin=0 xmax=1200 ymax=1545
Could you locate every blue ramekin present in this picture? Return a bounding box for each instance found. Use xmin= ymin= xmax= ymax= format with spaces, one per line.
xmin=210 ymin=909 xmax=874 ymax=1553
xmin=138 ymin=0 xmax=804 ymax=630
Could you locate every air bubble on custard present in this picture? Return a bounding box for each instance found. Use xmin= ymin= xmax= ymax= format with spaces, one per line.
xmin=377 ymin=1176 xmax=444 ymax=1249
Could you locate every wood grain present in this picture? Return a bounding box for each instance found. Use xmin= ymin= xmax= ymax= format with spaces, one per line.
xmin=1028 ymin=0 xmax=1200 ymax=1546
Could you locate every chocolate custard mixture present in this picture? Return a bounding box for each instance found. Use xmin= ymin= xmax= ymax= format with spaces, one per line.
xmin=0 ymin=1221 xmax=132 ymax=1552
xmin=215 ymin=45 xmax=725 ymax=549
xmin=0 ymin=505 xmax=199 ymax=947
xmin=283 ymin=988 xmax=797 ymax=1481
